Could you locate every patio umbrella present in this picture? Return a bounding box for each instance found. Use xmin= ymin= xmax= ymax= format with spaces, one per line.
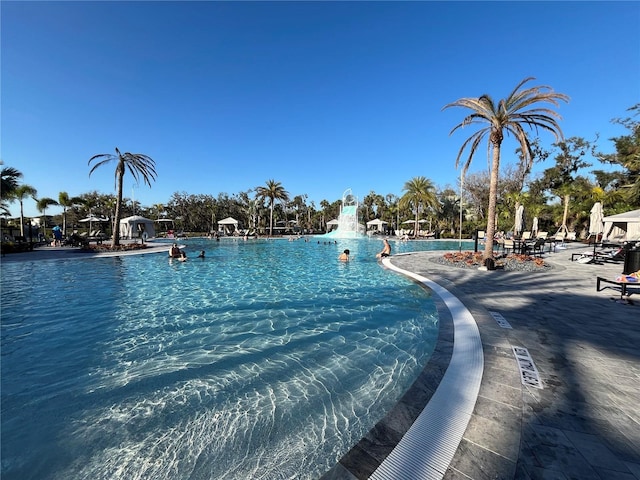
xmin=514 ymin=205 xmax=525 ymax=236
xmin=589 ymin=202 xmax=604 ymax=238
xmin=532 ymin=216 xmax=539 ymax=236
xmin=589 ymin=201 xmax=604 ymax=250
xmin=79 ymin=215 xmax=107 ymax=233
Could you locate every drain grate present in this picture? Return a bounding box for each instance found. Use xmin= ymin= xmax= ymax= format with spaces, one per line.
xmin=512 ymin=346 xmax=543 ymax=389
xmin=489 ymin=311 xmax=512 ymax=329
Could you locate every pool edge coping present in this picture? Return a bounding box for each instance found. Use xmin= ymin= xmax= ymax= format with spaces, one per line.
xmin=320 ymin=257 xmax=484 ymax=480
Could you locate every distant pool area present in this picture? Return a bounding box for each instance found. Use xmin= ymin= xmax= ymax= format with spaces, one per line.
xmin=1 ymin=238 xmax=474 ymax=479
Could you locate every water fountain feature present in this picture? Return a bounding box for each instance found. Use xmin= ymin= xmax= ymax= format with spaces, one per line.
xmin=323 ymin=188 xmax=366 ymax=238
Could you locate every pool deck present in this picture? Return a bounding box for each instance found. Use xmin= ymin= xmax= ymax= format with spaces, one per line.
xmin=386 ymin=245 xmax=640 ymax=480
xmin=2 ymin=241 xmax=639 ymax=479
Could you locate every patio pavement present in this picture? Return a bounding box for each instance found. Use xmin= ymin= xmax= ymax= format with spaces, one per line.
xmin=384 ymin=243 xmax=640 ymax=480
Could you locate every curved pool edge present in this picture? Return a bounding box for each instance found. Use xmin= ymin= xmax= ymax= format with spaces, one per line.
xmin=320 ymin=256 xmax=484 ymax=480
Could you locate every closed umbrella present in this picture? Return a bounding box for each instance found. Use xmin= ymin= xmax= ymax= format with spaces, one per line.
xmin=514 ymin=205 xmax=525 ymax=236
xmin=589 ymin=202 xmax=605 ymax=259
xmin=532 ymin=216 xmax=539 ymax=236
xmin=589 ymin=202 xmax=604 ymax=239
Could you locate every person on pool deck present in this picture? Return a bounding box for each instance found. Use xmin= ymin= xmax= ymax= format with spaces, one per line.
xmin=376 ymin=238 xmax=391 ymax=258
xmin=169 ymin=243 xmax=181 ymax=258
xmin=338 ymin=249 xmax=350 ymax=262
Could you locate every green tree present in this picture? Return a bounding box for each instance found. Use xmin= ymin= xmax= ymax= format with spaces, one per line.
xmin=443 ymin=77 xmax=568 ymax=258
xmin=88 ymin=148 xmax=157 ymax=246
xmin=399 ymin=176 xmax=438 ymax=239
xmin=540 ymin=138 xmax=592 ymax=235
xmin=12 ymin=184 xmax=38 ymax=236
xmin=36 ymin=197 xmax=59 ymax=238
xmin=58 ymin=192 xmax=84 ymax=236
xmin=255 ymin=179 xmax=289 ymax=237
xmin=595 ymin=104 xmax=640 ymax=204
xmin=1 ymin=166 xmax=23 ymax=215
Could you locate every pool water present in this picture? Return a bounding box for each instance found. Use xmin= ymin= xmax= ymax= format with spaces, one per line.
xmin=1 ymin=238 xmax=472 ymax=480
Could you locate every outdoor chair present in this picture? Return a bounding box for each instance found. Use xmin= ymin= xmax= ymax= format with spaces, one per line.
xmin=523 ymin=237 xmax=545 ymax=257
xmin=502 ymin=239 xmax=515 ymax=255
xmin=572 ymin=245 xmax=627 ymax=264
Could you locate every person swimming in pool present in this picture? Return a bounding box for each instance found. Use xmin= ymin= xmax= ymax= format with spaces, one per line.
xmin=376 ymin=238 xmax=391 ymax=258
xmin=338 ymin=249 xmax=350 ymax=262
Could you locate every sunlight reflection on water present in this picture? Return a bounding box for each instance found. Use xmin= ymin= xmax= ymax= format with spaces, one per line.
xmin=1 ymin=238 xmax=470 ymax=479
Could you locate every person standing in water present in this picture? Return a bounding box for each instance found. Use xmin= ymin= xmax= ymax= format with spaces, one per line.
xmin=338 ymin=249 xmax=350 ymax=262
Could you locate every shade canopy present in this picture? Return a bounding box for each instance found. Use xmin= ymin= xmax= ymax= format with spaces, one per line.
xmin=119 ymin=215 xmax=155 ymax=239
xmin=603 ymin=208 xmax=640 ymax=242
xmin=366 ymin=218 xmax=388 ymax=226
xmin=217 ymin=217 xmax=239 ymax=235
xmin=79 ymin=215 xmax=108 ymax=223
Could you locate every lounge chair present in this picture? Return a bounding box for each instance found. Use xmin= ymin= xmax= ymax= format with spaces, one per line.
xmin=597 ymin=275 xmax=639 ymax=304
xmin=572 ymin=245 xmax=627 ymax=264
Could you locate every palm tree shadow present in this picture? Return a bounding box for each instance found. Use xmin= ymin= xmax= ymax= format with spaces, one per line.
xmin=442 ymin=268 xmax=640 ymax=479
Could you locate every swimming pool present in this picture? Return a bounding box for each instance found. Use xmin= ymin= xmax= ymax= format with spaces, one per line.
xmin=1 ymin=238 xmax=473 ymax=480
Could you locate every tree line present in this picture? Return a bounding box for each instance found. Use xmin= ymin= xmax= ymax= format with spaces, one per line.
xmin=2 ymin=79 xmax=638 ymax=255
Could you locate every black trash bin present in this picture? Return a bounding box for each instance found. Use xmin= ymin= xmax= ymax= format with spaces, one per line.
xmin=622 ymin=245 xmax=640 ymax=274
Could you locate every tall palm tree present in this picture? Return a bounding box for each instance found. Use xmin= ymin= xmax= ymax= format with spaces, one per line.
xmin=88 ymin=148 xmax=156 ymax=247
xmin=12 ymin=184 xmax=38 ymax=236
xmin=1 ymin=166 xmax=23 ymax=216
xmin=399 ymin=176 xmax=438 ymax=239
xmin=58 ymin=191 xmax=84 ymax=236
xmin=36 ymin=197 xmax=59 ymax=239
xmin=1 ymin=166 xmax=22 ymax=199
xmin=443 ymin=77 xmax=569 ymax=258
xmin=255 ymin=179 xmax=289 ymax=237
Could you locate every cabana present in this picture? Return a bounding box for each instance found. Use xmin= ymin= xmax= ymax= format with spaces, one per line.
xmin=326 ymin=219 xmax=339 ymax=232
xmin=119 ymin=215 xmax=155 ymax=239
xmin=218 ymin=217 xmax=239 ymax=235
xmin=603 ymin=209 xmax=640 ymax=243
xmin=366 ymin=218 xmax=388 ymax=234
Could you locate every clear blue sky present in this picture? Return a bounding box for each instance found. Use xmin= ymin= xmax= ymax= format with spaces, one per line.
xmin=2 ymin=1 xmax=639 ymax=218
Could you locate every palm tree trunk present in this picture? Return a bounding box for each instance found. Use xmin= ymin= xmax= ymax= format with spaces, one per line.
xmin=269 ymin=200 xmax=274 ymax=237
xmin=485 ymin=143 xmax=501 ymax=259
xmin=19 ymin=201 xmax=25 ymax=237
xmin=561 ymin=194 xmax=570 ymax=234
xmin=414 ymin=209 xmax=419 ymax=239
xmin=113 ymin=169 xmax=124 ymax=246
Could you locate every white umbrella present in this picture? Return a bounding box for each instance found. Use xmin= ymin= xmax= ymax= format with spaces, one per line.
xmin=589 ymin=202 xmax=604 ymax=244
xmin=514 ymin=205 xmax=525 ymax=235
xmin=532 ymin=216 xmax=539 ymax=236
xmin=79 ymin=215 xmax=108 ymax=233
xmin=588 ymin=202 xmax=605 ymax=258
